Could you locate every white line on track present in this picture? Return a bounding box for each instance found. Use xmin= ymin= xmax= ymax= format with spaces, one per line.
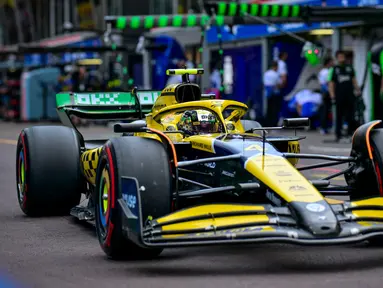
xmin=0 ymin=139 xmax=17 ymax=145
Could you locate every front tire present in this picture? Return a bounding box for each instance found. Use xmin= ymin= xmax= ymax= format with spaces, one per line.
xmin=95 ymin=137 xmax=172 ymax=260
xmin=16 ymin=126 xmax=84 ymax=216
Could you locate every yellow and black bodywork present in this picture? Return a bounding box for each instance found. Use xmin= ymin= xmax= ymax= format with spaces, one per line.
xmin=81 ymin=147 xmax=103 ymax=185
xmin=71 ymin=69 xmax=383 ymax=248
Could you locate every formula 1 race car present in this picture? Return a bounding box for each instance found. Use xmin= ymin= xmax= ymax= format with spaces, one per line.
xmin=16 ymin=68 xmax=383 ymax=260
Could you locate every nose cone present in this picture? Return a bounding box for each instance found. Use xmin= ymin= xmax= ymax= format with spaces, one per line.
xmin=290 ymin=200 xmax=340 ymax=236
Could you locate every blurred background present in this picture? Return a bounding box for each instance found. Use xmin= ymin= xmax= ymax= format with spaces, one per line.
xmin=0 ymin=0 xmax=382 ymax=138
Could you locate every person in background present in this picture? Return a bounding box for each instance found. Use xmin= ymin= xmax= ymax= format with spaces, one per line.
xmin=278 ymin=51 xmax=288 ymax=89
xmin=206 ymin=62 xmax=222 ymax=99
xmin=210 ymin=64 xmax=222 ymax=89
xmin=71 ymin=65 xmax=90 ymax=126
xmin=72 ymin=66 xmax=89 ymax=92
xmin=264 ymin=61 xmax=282 ymax=126
xmin=318 ymin=57 xmax=333 ymax=135
xmin=328 ymin=50 xmax=361 ymax=142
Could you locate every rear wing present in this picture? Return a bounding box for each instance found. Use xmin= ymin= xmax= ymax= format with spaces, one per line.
xmin=56 ymin=90 xmax=160 ymax=127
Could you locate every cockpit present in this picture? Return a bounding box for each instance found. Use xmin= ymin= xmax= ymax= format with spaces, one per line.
xmin=159 ymin=108 xmax=224 ymax=136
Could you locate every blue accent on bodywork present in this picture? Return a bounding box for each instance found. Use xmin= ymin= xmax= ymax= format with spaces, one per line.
xmin=120 ymin=176 xmax=144 ymax=242
xmin=213 ymin=137 xmax=282 ymax=159
xmin=100 ymin=206 xmax=106 ymax=226
xmin=121 ymin=177 xmax=140 ymax=219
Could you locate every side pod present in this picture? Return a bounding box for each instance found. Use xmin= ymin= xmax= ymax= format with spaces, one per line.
xmin=346 ymin=120 xmax=382 ymax=199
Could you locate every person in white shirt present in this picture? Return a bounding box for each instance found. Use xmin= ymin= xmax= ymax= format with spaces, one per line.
xmin=318 ymin=57 xmax=333 ymax=134
xmin=264 ymin=61 xmax=282 ymax=126
xmin=278 ymin=51 xmax=288 ymax=89
xmin=210 ymin=69 xmax=221 ymax=89
xmin=294 ymin=89 xmax=323 ymax=116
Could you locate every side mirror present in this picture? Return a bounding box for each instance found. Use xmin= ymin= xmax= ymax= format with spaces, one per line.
xmin=283 ymin=118 xmax=310 ymax=129
xmin=114 ymin=122 xmax=147 ymax=133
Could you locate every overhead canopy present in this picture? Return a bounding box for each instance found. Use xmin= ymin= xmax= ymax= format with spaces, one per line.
xmin=204 ymin=2 xmax=383 ymax=23
xmin=0 ymin=32 xmax=99 ymax=52
xmin=105 ymin=3 xmax=383 ymax=32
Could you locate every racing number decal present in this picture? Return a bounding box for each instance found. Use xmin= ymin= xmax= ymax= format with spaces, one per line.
xmin=288 ymin=141 xmax=300 ymax=154
xmin=287 ymin=141 xmax=300 ymax=166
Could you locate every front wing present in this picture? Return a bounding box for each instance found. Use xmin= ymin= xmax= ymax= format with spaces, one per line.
xmin=119 ymin=177 xmax=383 ymax=248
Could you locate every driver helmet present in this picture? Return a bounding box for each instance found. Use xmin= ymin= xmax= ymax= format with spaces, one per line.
xmin=177 ymin=110 xmax=222 ymax=135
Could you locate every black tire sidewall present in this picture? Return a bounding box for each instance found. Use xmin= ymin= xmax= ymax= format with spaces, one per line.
xmin=95 ymin=143 xmax=128 ymax=258
xmin=95 ymin=137 xmax=172 ymax=259
xmin=16 ymin=126 xmax=83 ymax=216
xmin=16 ymin=130 xmax=30 ymax=214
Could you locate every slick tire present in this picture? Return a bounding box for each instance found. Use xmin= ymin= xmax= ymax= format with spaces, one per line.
xmin=16 ymin=126 xmax=83 ymax=217
xmin=95 ymin=137 xmax=172 ymax=260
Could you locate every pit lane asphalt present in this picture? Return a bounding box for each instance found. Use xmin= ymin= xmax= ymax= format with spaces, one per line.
xmin=1 ymin=122 xmax=383 ymax=288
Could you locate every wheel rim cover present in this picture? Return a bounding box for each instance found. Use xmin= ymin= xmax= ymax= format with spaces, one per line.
xmin=99 ymin=166 xmax=111 ymax=237
xmin=17 ymin=149 xmax=25 ymax=204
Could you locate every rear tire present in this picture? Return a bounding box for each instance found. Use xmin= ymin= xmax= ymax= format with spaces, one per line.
xmin=95 ymin=137 xmax=172 ymax=260
xmin=16 ymin=126 xmax=84 ymax=216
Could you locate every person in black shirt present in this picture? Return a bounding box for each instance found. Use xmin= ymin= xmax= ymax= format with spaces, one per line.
xmin=72 ymin=66 xmax=89 ymax=92
xmin=328 ymin=50 xmax=361 ymax=142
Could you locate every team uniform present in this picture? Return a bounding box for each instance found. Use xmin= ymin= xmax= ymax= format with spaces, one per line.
xmin=328 ymin=64 xmax=356 ymax=140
